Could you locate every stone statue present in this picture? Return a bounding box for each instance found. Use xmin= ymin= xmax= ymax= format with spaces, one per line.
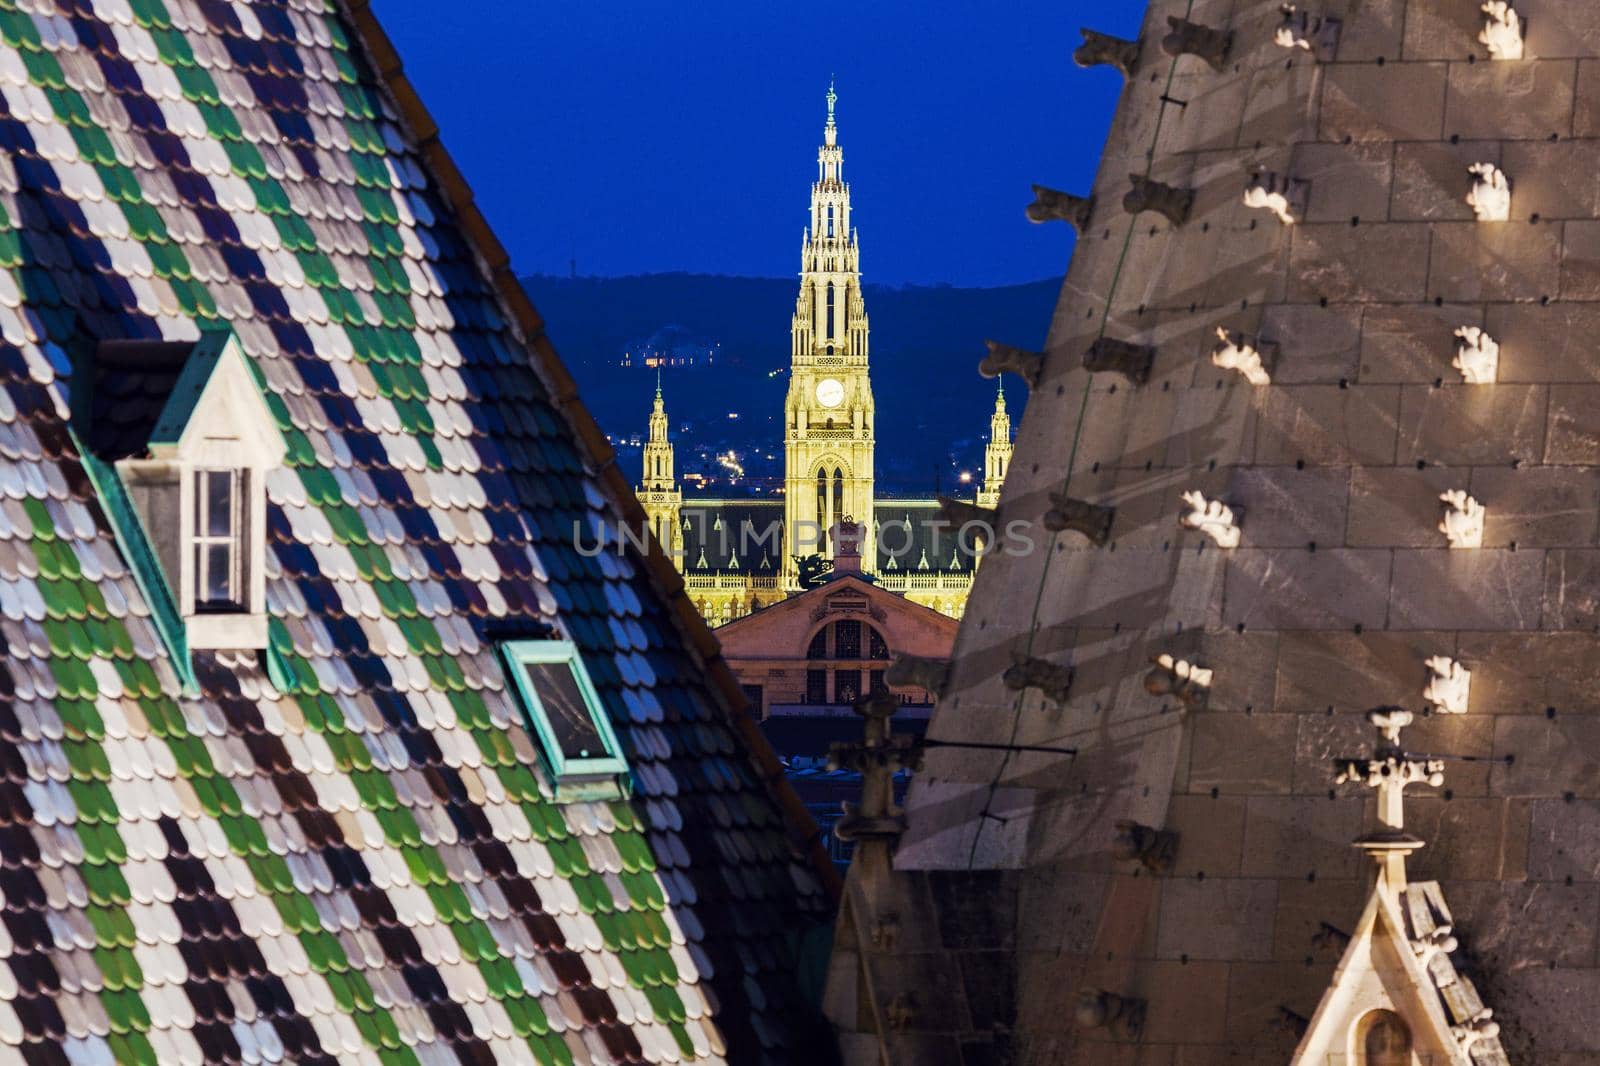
xmin=1423 ymin=655 xmax=1471 ymax=715
xmin=1073 ymin=28 xmax=1141 ymax=77
xmin=1003 ymin=655 xmax=1074 ymax=704
xmin=980 ymin=339 xmax=1043 ymax=387
xmin=1452 ymin=325 xmax=1499 ymax=383
xmin=1083 ymin=336 xmax=1157 ymax=384
xmin=1465 ymin=162 xmax=1511 ymax=221
xmin=1123 ymin=174 xmax=1194 ymax=225
xmin=1179 ymin=490 xmax=1241 ymax=548
xmin=1479 ymin=1 xmax=1524 ymax=60
xmin=1025 ymin=184 xmax=1094 ymax=231
xmin=1438 ymin=490 xmax=1485 ymax=549
xmin=1242 ymin=171 xmax=1303 ymax=225
xmin=1161 ymin=16 xmax=1233 ymax=71
xmin=1042 ymin=492 xmax=1116 ymax=546
xmin=1211 ymin=326 xmax=1272 ymax=385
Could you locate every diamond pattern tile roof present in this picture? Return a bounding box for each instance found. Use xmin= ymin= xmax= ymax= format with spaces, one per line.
xmin=0 ymin=0 xmax=836 ymax=1062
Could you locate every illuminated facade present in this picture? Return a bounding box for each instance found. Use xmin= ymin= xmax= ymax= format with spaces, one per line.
xmin=638 ymin=88 xmax=1011 ymax=625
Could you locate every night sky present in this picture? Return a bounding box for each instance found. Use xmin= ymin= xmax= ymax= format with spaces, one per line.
xmin=373 ymin=1 xmax=1148 ymax=288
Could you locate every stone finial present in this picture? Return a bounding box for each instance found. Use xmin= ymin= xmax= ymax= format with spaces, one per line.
xmin=827 ymin=692 xmax=923 ymax=844
xmin=1003 ymin=655 xmax=1074 ymax=704
xmin=1083 ymin=336 xmax=1157 ymax=384
xmin=938 ymin=494 xmax=996 ymax=530
xmin=1074 ymin=28 xmax=1141 ymax=77
xmin=1423 ymin=656 xmax=1471 ymax=715
xmin=1074 ymin=988 xmax=1145 ymax=1041
xmin=1144 ymin=653 xmax=1212 ymax=710
xmin=1211 ymin=327 xmax=1272 ymax=385
xmin=1123 ymin=174 xmax=1194 ymax=226
xmin=1465 ymin=162 xmax=1511 ymax=221
xmin=1452 ymin=325 xmax=1499 ymax=384
xmin=1026 ymin=184 xmax=1094 ymax=231
xmin=886 ymin=654 xmax=951 ymax=697
xmin=1111 ymin=820 xmax=1179 ymax=874
xmin=1179 ymin=490 xmax=1241 ymax=548
xmin=1275 ymin=4 xmax=1343 ymax=58
xmin=980 ymin=339 xmax=1044 ymax=388
xmin=1243 ymin=171 xmax=1306 ymax=225
xmin=1438 ymin=490 xmax=1485 ymax=549
xmin=1161 ymin=16 xmax=1233 ymax=71
xmin=1453 ymin=1008 xmax=1501 ymax=1054
xmin=1042 ymin=492 xmax=1116 ymax=546
xmin=1334 ymin=707 xmax=1445 ymax=888
xmin=1479 ymin=1 xmax=1524 ymax=60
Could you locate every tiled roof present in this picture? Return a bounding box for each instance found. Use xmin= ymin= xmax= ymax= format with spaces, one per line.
xmin=0 ymin=1 xmax=835 ymax=1063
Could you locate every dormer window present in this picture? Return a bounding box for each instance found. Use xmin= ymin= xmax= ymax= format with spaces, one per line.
xmin=73 ymin=330 xmax=285 ymax=672
xmin=498 ymin=638 xmax=629 ymax=801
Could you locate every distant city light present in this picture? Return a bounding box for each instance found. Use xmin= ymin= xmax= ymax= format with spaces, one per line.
xmin=958 ymin=471 xmax=973 ymax=484
xmin=727 ymin=412 xmax=740 ymax=420
xmin=717 ymin=451 xmax=746 ymax=479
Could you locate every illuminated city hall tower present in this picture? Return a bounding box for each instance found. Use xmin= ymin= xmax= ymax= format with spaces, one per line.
xmin=782 ymin=83 xmax=875 ymax=589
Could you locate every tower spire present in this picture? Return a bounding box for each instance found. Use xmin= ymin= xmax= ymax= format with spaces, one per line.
xmin=825 ymin=78 xmax=837 ymax=146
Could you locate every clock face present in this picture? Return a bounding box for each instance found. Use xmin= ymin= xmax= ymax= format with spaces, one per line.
xmin=816 ymin=378 xmax=845 ymax=409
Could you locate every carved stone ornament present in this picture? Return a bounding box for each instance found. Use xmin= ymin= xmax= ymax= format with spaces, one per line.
xmin=1073 ymin=28 xmax=1141 ymax=77
xmin=1083 ymin=336 xmax=1157 ymax=384
xmin=1144 ymin=653 xmax=1212 ymax=709
xmin=1211 ymin=326 xmax=1272 ymax=385
xmin=1479 ymin=0 xmax=1524 ymax=60
xmin=1123 ymin=173 xmax=1194 ymax=225
xmin=1025 ymin=184 xmax=1094 ymax=231
xmin=937 ymin=494 xmax=996 ymax=531
xmin=1111 ymin=820 xmax=1179 ymax=875
xmin=1161 ymin=16 xmax=1233 ymax=71
xmin=1179 ymin=490 xmax=1241 ymax=548
xmin=1242 ymin=171 xmax=1306 ymax=225
xmin=1438 ymin=490 xmax=1485 ymax=549
xmin=885 ymin=653 xmax=950 ymax=696
xmin=1465 ymin=162 xmax=1511 ymax=222
xmin=1423 ymin=655 xmax=1471 ymax=715
xmin=1453 ymin=1007 xmax=1501 ymax=1054
xmin=1003 ymin=655 xmax=1074 ymax=704
xmin=1452 ymin=325 xmax=1499 ymax=384
xmin=1274 ymin=4 xmax=1341 ymax=56
xmin=1042 ymin=492 xmax=1115 ymax=546
xmin=980 ymin=339 xmax=1043 ymax=388
xmin=1074 ymin=988 xmax=1145 ymax=1041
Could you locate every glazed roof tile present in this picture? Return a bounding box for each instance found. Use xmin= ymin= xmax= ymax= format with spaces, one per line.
xmin=0 ymin=0 xmax=835 ymax=1062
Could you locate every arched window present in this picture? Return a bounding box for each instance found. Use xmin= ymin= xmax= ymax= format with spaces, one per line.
xmin=1355 ymin=1010 xmax=1412 ymax=1066
xmin=832 ymin=467 xmax=844 ymax=521
xmin=826 ymin=204 xmax=835 ymax=237
xmin=807 ymin=629 xmax=827 ymax=659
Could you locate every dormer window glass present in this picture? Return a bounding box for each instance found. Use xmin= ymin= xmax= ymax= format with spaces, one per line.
xmin=193 ymin=469 xmax=243 ymax=611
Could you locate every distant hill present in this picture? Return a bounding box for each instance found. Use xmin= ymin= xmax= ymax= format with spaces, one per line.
xmin=520 ymin=272 xmax=1061 ymax=495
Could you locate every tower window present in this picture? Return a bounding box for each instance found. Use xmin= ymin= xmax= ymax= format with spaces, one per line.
xmin=827 ymin=204 xmax=835 ymax=236
xmin=192 ymin=469 xmax=243 ymax=611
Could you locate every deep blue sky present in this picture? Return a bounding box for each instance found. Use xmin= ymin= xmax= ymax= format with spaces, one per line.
xmin=374 ymin=2 xmax=1146 ymax=287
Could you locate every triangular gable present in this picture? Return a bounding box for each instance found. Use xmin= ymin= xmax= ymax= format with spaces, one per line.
xmin=1293 ymin=879 xmax=1508 ymax=1065
xmin=147 ymin=329 xmax=286 ymax=466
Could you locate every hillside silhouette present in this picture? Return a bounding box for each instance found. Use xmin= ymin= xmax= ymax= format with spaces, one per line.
xmin=521 ymin=272 xmax=1060 ymax=495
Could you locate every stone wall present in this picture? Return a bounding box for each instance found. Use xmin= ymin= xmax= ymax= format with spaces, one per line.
xmin=846 ymin=0 xmax=1600 ymax=1060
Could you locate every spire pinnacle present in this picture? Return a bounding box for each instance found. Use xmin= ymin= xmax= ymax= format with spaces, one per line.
xmin=995 ymin=378 xmax=1006 ymax=412
xmin=826 ymin=77 xmax=837 ymax=132
xmin=655 ymin=368 xmax=662 ymax=400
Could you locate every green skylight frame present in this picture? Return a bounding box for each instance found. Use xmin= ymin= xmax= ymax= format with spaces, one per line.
xmin=497 ymin=639 xmax=630 ymax=786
